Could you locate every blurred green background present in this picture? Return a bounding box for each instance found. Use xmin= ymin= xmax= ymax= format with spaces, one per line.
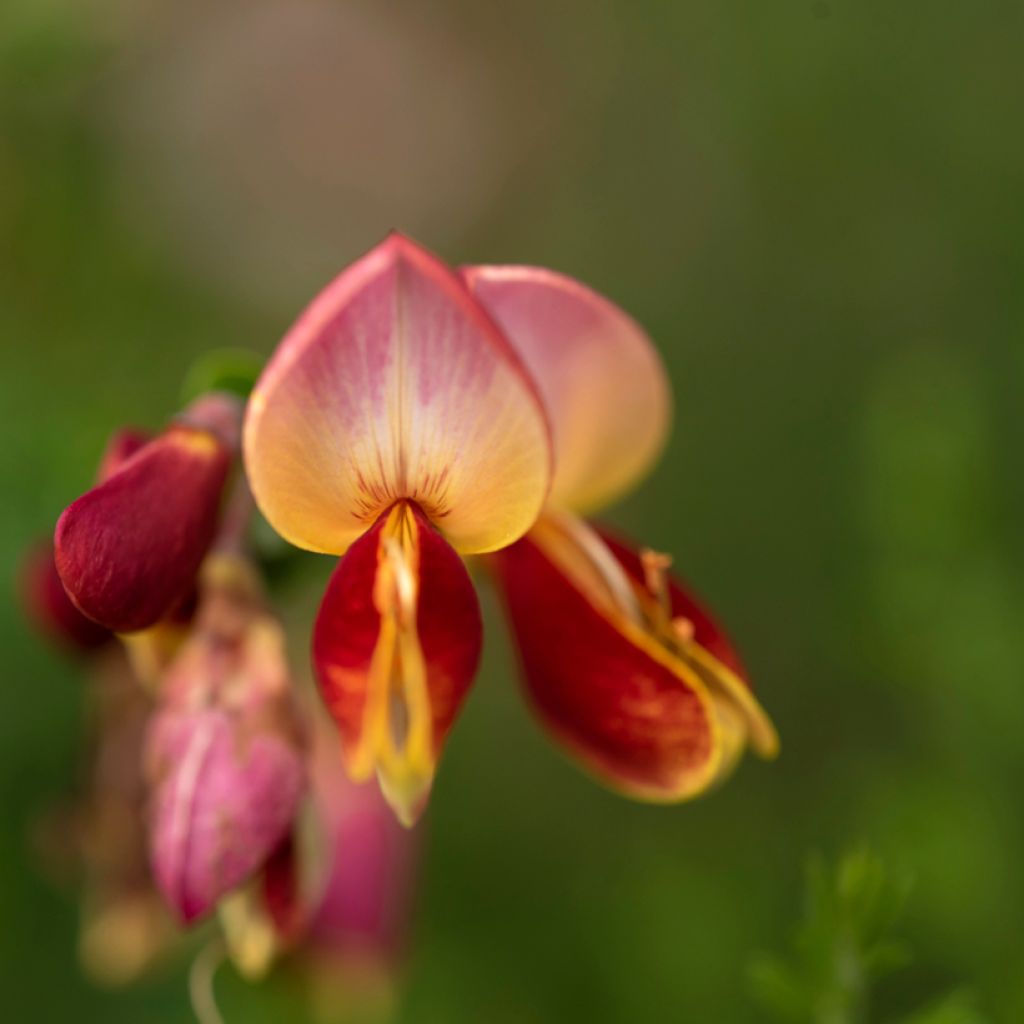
xmin=3 ymin=1 xmax=1023 ymax=1020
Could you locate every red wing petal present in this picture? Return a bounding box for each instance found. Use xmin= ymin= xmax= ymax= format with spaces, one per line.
xmin=492 ymin=534 xmax=720 ymax=801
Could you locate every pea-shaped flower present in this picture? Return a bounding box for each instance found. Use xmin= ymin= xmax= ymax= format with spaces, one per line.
xmin=246 ymin=234 xmax=777 ymax=822
xmin=244 ymin=235 xmax=551 ymax=823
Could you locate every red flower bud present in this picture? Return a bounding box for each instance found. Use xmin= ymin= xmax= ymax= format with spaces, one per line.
xmin=55 ymin=422 xmax=232 ymax=633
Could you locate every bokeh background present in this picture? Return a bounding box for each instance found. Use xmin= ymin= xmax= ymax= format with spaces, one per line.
xmin=3 ymin=1 xmax=1023 ymax=1020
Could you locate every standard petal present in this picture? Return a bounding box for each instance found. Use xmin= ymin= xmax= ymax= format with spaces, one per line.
xmin=313 ymin=501 xmax=481 ymax=824
xmin=462 ymin=264 xmax=670 ymax=513
xmin=491 ymin=525 xmax=721 ymax=801
xmin=244 ymin=234 xmax=552 ymax=556
xmin=55 ymin=425 xmax=231 ymax=632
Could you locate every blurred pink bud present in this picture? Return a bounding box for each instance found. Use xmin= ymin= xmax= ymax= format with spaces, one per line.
xmin=146 ymin=557 xmax=306 ymax=924
xmin=305 ymin=726 xmax=417 ymax=976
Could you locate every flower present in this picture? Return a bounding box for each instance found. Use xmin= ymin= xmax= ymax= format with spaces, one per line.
xmin=145 ymin=553 xmax=306 ymax=924
xmin=55 ymin=396 xmax=240 ymax=633
xmin=244 ymin=234 xmax=551 ymax=823
xmin=245 ymin=233 xmax=776 ymax=821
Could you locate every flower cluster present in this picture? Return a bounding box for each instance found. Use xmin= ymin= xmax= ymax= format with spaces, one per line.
xmin=26 ymin=233 xmax=776 ymax=1003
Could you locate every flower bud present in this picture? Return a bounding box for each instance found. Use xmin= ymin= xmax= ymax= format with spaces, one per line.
xmin=55 ymin=397 xmax=241 ymax=633
xmin=146 ymin=556 xmax=306 ymax=924
xmin=302 ymin=725 xmax=417 ymax=1012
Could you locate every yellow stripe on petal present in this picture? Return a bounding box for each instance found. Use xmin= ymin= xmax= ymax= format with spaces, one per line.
xmin=343 ymin=505 xmax=434 ymax=823
xmin=244 ymin=235 xmax=552 ymax=556
xmin=463 ymin=265 xmax=671 ymax=514
xmin=492 ymin=513 xmax=778 ymax=801
xmin=314 ymin=501 xmax=482 ymax=826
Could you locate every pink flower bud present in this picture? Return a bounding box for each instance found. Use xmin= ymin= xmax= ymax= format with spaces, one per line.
xmin=305 ymin=725 xmax=417 ymax=975
xmin=146 ymin=557 xmax=306 ymax=924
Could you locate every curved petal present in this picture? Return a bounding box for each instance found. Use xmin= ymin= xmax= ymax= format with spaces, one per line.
xmin=490 ymin=514 xmax=777 ymax=801
xmin=313 ymin=501 xmax=481 ymax=825
xmin=244 ymin=235 xmax=552 ymax=556
xmin=492 ymin=522 xmax=720 ymax=801
xmin=55 ymin=426 xmax=231 ymax=633
xmin=462 ymin=265 xmax=670 ymax=513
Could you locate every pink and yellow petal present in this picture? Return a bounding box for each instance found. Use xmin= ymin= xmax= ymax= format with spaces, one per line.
xmin=244 ymin=235 xmax=552 ymax=556
xmin=313 ymin=501 xmax=481 ymax=824
xmin=462 ymin=265 xmax=670 ymax=513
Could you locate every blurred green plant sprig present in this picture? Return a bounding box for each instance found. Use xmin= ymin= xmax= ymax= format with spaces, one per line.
xmin=749 ymin=851 xmax=989 ymax=1024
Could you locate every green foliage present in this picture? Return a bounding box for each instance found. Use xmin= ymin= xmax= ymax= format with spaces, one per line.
xmin=749 ymin=852 xmax=989 ymax=1024
xmin=898 ymin=993 xmax=990 ymax=1024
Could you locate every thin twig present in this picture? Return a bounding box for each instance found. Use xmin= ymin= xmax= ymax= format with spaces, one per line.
xmin=189 ymin=937 xmax=227 ymax=1024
